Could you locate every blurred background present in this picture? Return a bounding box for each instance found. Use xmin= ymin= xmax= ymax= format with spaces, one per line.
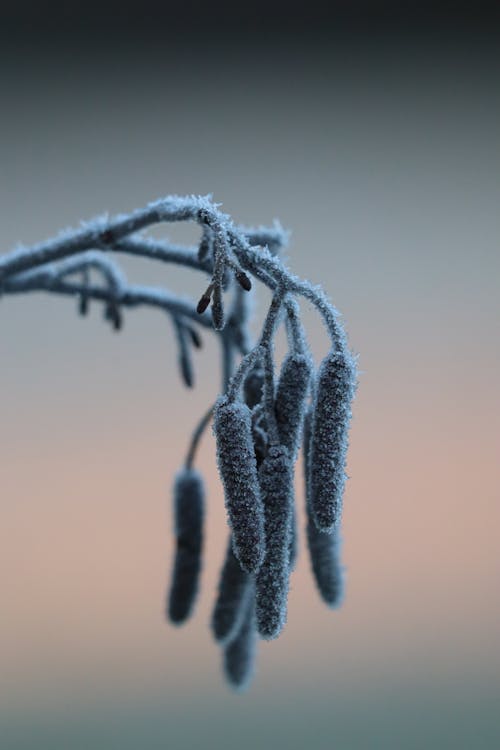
xmin=1 ymin=3 xmax=499 ymax=748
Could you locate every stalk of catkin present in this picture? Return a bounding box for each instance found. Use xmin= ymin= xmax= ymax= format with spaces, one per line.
xmin=303 ymin=409 xmax=344 ymax=606
xmin=167 ymin=469 xmax=204 ymax=624
xmin=255 ymin=444 xmax=293 ymax=640
xmin=223 ymin=589 xmax=257 ymax=690
xmin=211 ymin=536 xmax=253 ymax=645
xmin=309 ymin=349 xmax=356 ymax=531
xmin=213 ymin=396 xmax=266 ymax=573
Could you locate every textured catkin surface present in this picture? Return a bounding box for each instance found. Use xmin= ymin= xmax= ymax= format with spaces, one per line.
xmin=274 ymin=352 xmax=312 ymax=572
xmin=303 ymin=409 xmax=344 ymax=606
xmin=213 ymin=397 xmax=265 ymax=573
xmin=309 ymin=349 xmax=357 ymax=531
xmin=275 ymin=352 xmax=313 ymax=460
xmin=168 ymin=469 xmax=205 ymax=624
xmin=212 ymin=536 xmax=253 ymax=645
xmin=255 ymin=444 xmax=293 ymax=640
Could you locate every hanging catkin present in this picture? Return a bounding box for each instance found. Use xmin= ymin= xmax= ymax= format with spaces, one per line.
xmin=274 ymin=351 xmax=312 ymax=572
xmin=303 ymin=409 xmax=344 ymax=606
xmin=213 ymin=396 xmax=266 ymax=573
xmin=255 ymin=444 xmax=293 ymax=639
xmin=275 ymin=351 xmax=313 ymax=460
xmin=309 ymin=349 xmax=356 ymax=531
xmin=167 ymin=469 xmax=205 ymax=624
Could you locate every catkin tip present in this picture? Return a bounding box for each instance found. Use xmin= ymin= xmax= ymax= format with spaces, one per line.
xmin=223 ymin=594 xmax=257 ymax=690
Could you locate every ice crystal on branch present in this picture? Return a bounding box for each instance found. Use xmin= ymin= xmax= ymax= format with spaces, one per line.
xmin=0 ymin=194 xmax=358 ymax=691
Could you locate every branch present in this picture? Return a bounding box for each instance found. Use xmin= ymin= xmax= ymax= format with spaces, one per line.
xmin=0 ymin=194 xmax=358 ymax=692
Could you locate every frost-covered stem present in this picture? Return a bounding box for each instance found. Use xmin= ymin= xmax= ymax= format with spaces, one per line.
xmin=225 ymin=286 xmax=284 ymax=405
xmin=225 ymin=347 xmax=264 ymax=403
xmin=258 ymin=288 xmax=285 ymax=445
xmin=4 ymin=276 xmax=214 ymax=328
xmin=230 ymin=235 xmax=351 ymax=356
xmin=221 ymin=332 xmax=236 ymax=392
xmin=284 ymin=296 xmax=307 ymax=355
xmin=185 ymin=406 xmax=214 ymax=470
xmin=0 ymin=198 xmax=202 ymax=282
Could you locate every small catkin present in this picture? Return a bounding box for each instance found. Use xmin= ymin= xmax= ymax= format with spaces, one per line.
xmin=211 ymin=537 xmax=253 ymax=645
xmin=309 ymin=349 xmax=356 ymax=531
xmin=303 ymin=409 xmax=344 ymax=607
xmin=168 ymin=469 xmax=205 ymax=625
xmin=223 ymin=590 xmax=257 ymax=691
xmin=275 ymin=352 xmax=313 ymax=460
xmin=255 ymin=444 xmax=293 ymax=640
xmin=213 ymin=397 xmax=266 ymax=573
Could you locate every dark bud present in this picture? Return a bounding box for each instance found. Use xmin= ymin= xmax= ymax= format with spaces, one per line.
xmin=235 ymin=270 xmax=252 ymax=292
xmin=197 ymin=293 xmax=211 ymax=315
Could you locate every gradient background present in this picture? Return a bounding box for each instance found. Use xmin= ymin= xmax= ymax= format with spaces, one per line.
xmin=1 ymin=5 xmax=499 ymax=749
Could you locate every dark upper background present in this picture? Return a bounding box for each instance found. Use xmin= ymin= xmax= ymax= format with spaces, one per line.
xmin=1 ymin=4 xmax=499 ymax=750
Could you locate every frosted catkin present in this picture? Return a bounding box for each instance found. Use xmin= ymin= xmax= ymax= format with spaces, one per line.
xmin=167 ymin=469 xmax=204 ymax=624
xmin=309 ymin=349 xmax=356 ymax=531
xmin=255 ymin=444 xmax=293 ymax=640
xmin=303 ymin=410 xmax=344 ymax=606
xmin=212 ymin=537 xmax=253 ymax=645
xmin=213 ymin=397 xmax=266 ymax=573
xmin=275 ymin=352 xmax=313 ymax=460
xmin=274 ymin=352 xmax=311 ymax=571
xmin=223 ymin=590 xmax=257 ymax=690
